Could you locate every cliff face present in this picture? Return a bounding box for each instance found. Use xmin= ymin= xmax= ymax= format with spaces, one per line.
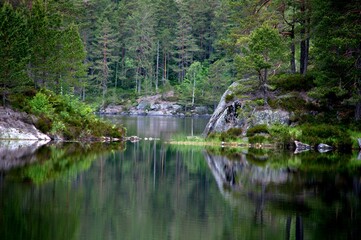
xmin=203 ymin=81 xmax=291 ymax=136
xmin=0 ymin=107 xmax=50 ymax=140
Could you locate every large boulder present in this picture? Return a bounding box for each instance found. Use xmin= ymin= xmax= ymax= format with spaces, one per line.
xmin=0 ymin=107 xmax=50 ymax=140
xmin=203 ymin=81 xmax=291 ymax=136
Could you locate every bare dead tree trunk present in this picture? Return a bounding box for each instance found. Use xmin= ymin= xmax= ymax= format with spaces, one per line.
xmin=156 ymin=41 xmax=159 ymax=93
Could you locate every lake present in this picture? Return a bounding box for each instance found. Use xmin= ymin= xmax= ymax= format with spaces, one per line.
xmin=1 ymin=116 xmax=361 ymax=240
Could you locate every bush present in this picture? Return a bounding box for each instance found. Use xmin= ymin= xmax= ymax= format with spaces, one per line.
xmin=225 ymin=94 xmax=234 ymax=103
xmin=29 ymin=92 xmax=54 ymax=117
xmin=298 ymin=124 xmax=352 ymax=150
xmin=248 ymin=135 xmax=268 ymax=144
xmin=247 ymin=124 xmax=268 ymax=137
xmin=270 ymin=73 xmax=315 ymax=92
xmin=26 ymin=90 xmax=125 ymax=140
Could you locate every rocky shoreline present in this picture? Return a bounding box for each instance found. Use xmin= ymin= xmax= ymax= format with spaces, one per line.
xmin=0 ymin=107 xmax=51 ymax=141
xmin=100 ymin=93 xmax=212 ymax=117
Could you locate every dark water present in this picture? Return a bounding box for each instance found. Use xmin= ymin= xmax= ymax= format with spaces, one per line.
xmin=1 ymin=116 xmax=361 ymax=240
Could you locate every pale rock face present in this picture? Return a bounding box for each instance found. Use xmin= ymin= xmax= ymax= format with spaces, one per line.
xmin=0 ymin=107 xmax=51 ymax=140
xmin=203 ymin=81 xmax=291 ymax=136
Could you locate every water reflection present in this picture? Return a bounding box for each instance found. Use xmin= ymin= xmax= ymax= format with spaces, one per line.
xmin=204 ymin=148 xmax=361 ymax=239
xmin=1 ymin=116 xmax=361 ymax=240
xmin=104 ymin=115 xmax=209 ymax=139
xmin=0 ymin=140 xmax=49 ymax=171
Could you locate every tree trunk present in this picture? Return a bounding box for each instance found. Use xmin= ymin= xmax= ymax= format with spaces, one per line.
xmin=356 ymin=100 xmax=361 ymax=121
xmin=263 ymin=68 xmax=268 ymax=105
xmin=290 ymin=26 xmax=296 ymax=73
xmin=155 ymin=41 xmax=159 ymax=93
xmin=300 ymin=1 xmax=310 ymax=75
xmin=163 ymin=52 xmax=167 ymax=86
xmin=191 ymin=72 xmax=196 ymax=106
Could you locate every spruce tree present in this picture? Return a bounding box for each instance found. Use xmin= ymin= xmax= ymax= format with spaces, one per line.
xmin=0 ymin=2 xmax=30 ymax=106
xmin=172 ymin=0 xmax=199 ymax=83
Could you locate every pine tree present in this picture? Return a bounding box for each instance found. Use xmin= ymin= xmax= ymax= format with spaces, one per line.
xmin=172 ymin=0 xmax=199 ymax=83
xmin=0 ymin=2 xmax=30 ymax=106
xmin=126 ymin=0 xmax=156 ymax=94
xmin=92 ymin=15 xmax=119 ymax=106
xmin=154 ymin=0 xmax=178 ymax=88
xmin=28 ymin=0 xmax=62 ymax=89
xmin=58 ymin=23 xmax=87 ymax=96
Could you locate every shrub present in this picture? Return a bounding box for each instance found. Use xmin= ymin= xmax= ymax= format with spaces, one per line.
xmin=298 ymin=124 xmax=352 ymax=150
xmin=248 ymin=135 xmax=268 ymax=144
xmin=247 ymin=124 xmax=268 ymax=137
xmin=35 ymin=115 xmax=53 ymax=133
xmin=29 ymin=92 xmax=54 ymax=117
xmin=26 ymin=90 xmax=125 ymax=140
xmin=270 ymin=73 xmax=315 ymax=92
xmin=225 ymin=94 xmax=234 ymax=103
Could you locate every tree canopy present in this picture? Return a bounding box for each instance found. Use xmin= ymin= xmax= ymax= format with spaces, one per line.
xmin=0 ymin=0 xmax=360 ymax=121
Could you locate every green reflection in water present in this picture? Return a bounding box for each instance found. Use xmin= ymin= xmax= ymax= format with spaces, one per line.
xmin=1 ymin=139 xmax=361 ymax=240
xmin=205 ymin=147 xmax=361 ymax=240
xmin=6 ymin=142 xmax=125 ymax=184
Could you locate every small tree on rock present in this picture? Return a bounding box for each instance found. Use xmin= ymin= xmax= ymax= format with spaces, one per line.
xmin=236 ymin=24 xmax=287 ymax=105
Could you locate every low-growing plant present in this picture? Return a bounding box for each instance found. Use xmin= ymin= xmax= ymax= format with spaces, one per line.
xmin=248 ymin=135 xmax=268 ymax=144
xmin=298 ymin=124 xmax=352 ymax=150
xmin=247 ymin=124 xmax=269 ymax=137
xmin=26 ymin=89 xmax=125 ymax=140
xmin=225 ymin=94 xmax=234 ymax=103
xmin=270 ymin=73 xmax=315 ymax=92
xmin=29 ymin=92 xmax=54 ymax=117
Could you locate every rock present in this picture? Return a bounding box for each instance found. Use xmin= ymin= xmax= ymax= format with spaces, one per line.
xmin=203 ymin=81 xmax=291 ymax=136
xmin=252 ymin=109 xmax=290 ymax=126
xmin=0 ymin=107 xmax=51 ymax=140
xmin=102 ymin=104 xmax=123 ymax=114
xmin=194 ymin=106 xmax=208 ymax=115
xmin=294 ymin=141 xmax=311 ymax=150
xmin=125 ymin=136 xmax=141 ymax=143
xmin=317 ymin=143 xmax=333 ymax=153
xmin=137 ymin=101 xmax=151 ymax=110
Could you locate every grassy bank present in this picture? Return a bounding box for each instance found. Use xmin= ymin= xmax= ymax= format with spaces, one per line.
xmin=170 ymin=123 xmax=360 ymax=151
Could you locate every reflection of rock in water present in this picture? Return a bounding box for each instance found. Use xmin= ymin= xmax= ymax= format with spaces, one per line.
xmin=204 ymin=150 xmax=292 ymax=225
xmin=204 ymin=151 xmax=289 ymax=193
xmin=0 ymin=140 xmax=49 ymax=171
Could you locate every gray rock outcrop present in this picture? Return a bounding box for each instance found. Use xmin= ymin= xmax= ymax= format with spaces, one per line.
xmin=0 ymin=107 xmax=50 ymax=140
xmin=203 ymin=81 xmax=291 ymax=136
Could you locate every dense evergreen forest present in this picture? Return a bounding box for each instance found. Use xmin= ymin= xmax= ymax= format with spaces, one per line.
xmin=0 ymin=0 xmax=360 ymax=121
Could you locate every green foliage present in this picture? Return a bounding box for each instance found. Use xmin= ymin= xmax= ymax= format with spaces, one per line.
xmin=29 ymin=92 xmax=54 ymax=116
xmin=298 ymin=124 xmax=352 ymax=149
xmin=235 ymin=24 xmax=287 ymax=77
xmin=246 ymin=124 xmax=269 ymax=137
xmin=225 ymin=94 xmax=234 ymax=103
xmin=269 ymin=94 xmax=309 ymax=112
xmin=248 ymin=135 xmax=268 ymax=144
xmin=0 ymin=2 xmax=30 ymax=105
xmin=27 ymin=89 xmax=125 ymax=139
xmin=270 ymin=73 xmax=315 ymax=92
xmin=10 ymin=143 xmax=125 ymax=184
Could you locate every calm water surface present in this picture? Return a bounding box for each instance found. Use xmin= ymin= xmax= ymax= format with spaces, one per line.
xmin=1 ymin=116 xmax=361 ymax=240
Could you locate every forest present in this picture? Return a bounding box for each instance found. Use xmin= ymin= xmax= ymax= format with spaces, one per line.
xmin=0 ymin=0 xmax=360 ymax=121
